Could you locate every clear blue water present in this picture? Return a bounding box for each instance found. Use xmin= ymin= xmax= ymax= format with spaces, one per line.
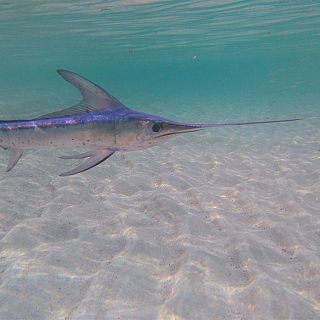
xmin=0 ymin=0 xmax=319 ymax=122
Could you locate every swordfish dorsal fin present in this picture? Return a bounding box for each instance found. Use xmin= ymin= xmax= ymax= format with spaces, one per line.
xmin=36 ymin=70 xmax=125 ymax=120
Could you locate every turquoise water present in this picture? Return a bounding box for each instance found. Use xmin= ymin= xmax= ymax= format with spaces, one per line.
xmin=0 ymin=0 xmax=319 ymax=121
xmin=0 ymin=1 xmax=320 ymax=320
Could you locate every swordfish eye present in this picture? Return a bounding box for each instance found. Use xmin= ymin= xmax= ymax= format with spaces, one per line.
xmin=152 ymin=122 xmax=162 ymax=133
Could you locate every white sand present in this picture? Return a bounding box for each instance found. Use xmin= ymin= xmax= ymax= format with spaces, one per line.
xmin=0 ymin=119 xmax=319 ymax=319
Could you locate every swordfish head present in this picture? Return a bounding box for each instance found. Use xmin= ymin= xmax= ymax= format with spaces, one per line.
xmin=114 ymin=111 xmax=208 ymax=151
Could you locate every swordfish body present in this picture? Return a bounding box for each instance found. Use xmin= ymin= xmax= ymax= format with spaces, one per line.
xmin=0 ymin=70 xmax=300 ymax=176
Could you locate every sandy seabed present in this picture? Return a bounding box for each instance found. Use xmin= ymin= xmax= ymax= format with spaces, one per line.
xmin=0 ymin=119 xmax=319 ymax=320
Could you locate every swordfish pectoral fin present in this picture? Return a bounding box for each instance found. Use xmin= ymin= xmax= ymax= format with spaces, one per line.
xmin=6 ymin=148 xmax=24 ymax=172
xmin=59 ymin=149 xmax=115 ymax=177
xmin=59 ymin=151 xmax=95 ymax=160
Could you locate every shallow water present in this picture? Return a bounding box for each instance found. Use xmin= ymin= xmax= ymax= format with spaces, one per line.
xmin=0 ymin=1 xmax=319 ymax=319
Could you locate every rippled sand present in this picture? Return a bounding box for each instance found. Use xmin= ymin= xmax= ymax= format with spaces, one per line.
xmin=0 ymin=119 xmax=319 ymax=320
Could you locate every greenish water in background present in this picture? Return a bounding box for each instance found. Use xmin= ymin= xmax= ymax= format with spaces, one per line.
xmin=0 ymin=0 xmax=319 ymax=122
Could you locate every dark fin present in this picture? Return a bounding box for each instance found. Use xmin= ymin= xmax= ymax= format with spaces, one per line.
xmin=59 ymin=151 xmax=94 ymax=160
xmin=59 ymin=149 xmax=115 ymax=176
xmin=36 ymin=70 xmax=125 ymax=120
xmin=6 ymin=148 xmax=23 ymax=172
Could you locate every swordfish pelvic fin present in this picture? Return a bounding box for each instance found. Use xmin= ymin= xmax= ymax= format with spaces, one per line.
xmin=59 ymin=149 xmax=115 ymax=176
xmin=36 ymin=69 xmax=126 ymax=120
xmin=6 ymin=148 xmax=23 ymax=172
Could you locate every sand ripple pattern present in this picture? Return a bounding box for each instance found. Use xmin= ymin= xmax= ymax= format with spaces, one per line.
xmin=0 ymin=120 xmax=319 ymax=319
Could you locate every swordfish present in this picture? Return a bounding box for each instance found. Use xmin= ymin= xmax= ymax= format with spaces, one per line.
xmin=0 ymin=70 xmax=300 ymax=176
